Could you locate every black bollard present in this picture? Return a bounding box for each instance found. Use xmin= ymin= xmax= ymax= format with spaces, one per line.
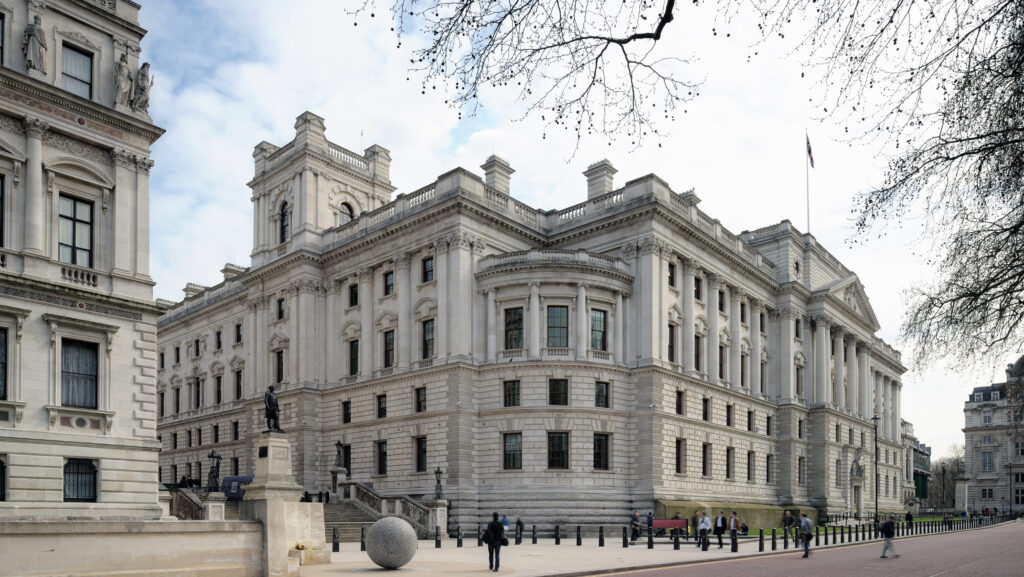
xmin=674 ymin=528 xmax=680 ymax=550
xmin=360 ymin=526 xmax=366 ymax=551
xmin=477 ymin=524 xmax=482 ymax=547
xmin=435 ymin=526 xmax=441 ymax=548
xmin=555 ymin=525 xmax=560 ymax=545
xmin=841 ymin=525 xmax=845 ymax=544
xmin=831 ymin=525 xmax=836 ymax=544
xmin=730 ymin=530 xmax=738 ymax=553
xmin=783 ymin=526 xmax=789 ymax=549
xmin=771 ymin=528 xmax=777 ymax=551
xmin=759 ymin=529 xmax=764 ymax=552
xmin=332 ymin=527 xmax=339 ymax=553
xmin=815 ymin=525 xmax=820 ymax=547
xmin=457 ymin=526 xmax=463 ymax=548
xmin=532 ymin=525 xmax=537 ymax=545
xmin=599 ymin=526 xmax=605 ymax=547
xmin=623 ymin=526 xmax=629 ymax=548
xmin=647 ymin=525 xmax=653 ymax=549
xmin=577 ymin=525 xmax=582 ymax=546
xmin=515 ymin=524 xmax=522 ymax=545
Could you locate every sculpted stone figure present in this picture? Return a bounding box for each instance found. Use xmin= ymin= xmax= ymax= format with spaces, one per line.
xmin=264 ymin=385 xmax=283 ymax=432
xmin=131 ymin=62 xmax=153 ymax=113
xmin=114 ymin=53 xmax=133 ymax=107
xmin=23 ymin=15 xmax=47 ymax=73
xmin=1006 ymin=355 xmax=1024 ymax=379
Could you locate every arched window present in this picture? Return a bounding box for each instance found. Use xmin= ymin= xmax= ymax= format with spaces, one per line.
xmin=279 ymin=202 xmax=290 ymax=243
xmin=339 ymin=202 xmax=354 ymax=225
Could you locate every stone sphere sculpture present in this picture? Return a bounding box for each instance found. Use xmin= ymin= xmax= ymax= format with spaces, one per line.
xmin=365 ymin=516 xmax=418 ymax=569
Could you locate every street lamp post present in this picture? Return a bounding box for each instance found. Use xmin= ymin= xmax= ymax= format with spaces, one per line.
xmin=434 ymin=467 xmax=443 ymax=500
xmin=872 ymin=414 xmax=880 ymax=525
xmin=941 ymin=464 xmax=947 ymax=509
xmin=206 ymin=450 xmax=222 ymax=493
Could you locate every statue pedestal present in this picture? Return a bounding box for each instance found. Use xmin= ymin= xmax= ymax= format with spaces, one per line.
xmin=202 ymin=492 xmax=227 ymax=521
xmin=428 ymin=499 xmax=449 ymax=538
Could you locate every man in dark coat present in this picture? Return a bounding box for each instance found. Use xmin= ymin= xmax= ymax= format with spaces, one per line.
xmin=484 ymin=512 xmax=505 ymax=571
xmin=713 ymin=510 xmax=727 ymax=548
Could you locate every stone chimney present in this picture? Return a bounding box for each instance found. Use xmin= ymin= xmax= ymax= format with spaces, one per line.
xmin=183 ymin=283 xmax=207 ymax=299
xmin=221 ymin=263 xmax=247 ymax=282
xmin=481 ymin=155 xmax=514 ymax=194
xmin=293 ymin=111 xmax=328 ymax=153
xmin=584 ymin=160 xmax=617 ymax=198
xmin=365 ymin=144 xmax=391 ymax=184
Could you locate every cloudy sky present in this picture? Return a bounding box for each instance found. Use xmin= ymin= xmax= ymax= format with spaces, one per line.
xmin=137 ymin=1 xmax=1015 ymax=459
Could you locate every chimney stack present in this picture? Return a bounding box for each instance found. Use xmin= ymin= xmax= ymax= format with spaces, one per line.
xmin=584 ymin=160 xmax=617 ymax=198
xmin=481 ymin=155 xmax=514 ymax=194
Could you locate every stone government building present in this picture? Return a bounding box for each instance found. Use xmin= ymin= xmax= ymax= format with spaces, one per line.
xmin=156 ymin=111 xmax=914 ymax=528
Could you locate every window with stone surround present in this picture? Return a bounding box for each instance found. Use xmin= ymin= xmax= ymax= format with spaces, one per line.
xmin=174 ymin=387 xmax=180 ymax=414
xmin=231 ymin=458 xmax=239 ymax=476
xmin=64 ymin=458 xmax=96 ymax=502
xmin=158 ymin=391 xmax=164 ymax=418
xmin=421 ymin=319 xmax=435 ymax=359
xmin=702 ymin=443 xmax=712 ymax=477
xmin=196 ymin=427 xmax=202 ymax=446
xmin=981 ymin=487 xmax=993 ymax=499
xmin=981 ymin=451 xmax=994 ymax=472
xmin=718 ymin=290 xmax=725 ymax=312
xmin=193 ymin=378 xmax=203 ymax=409
xmin=342 ymin=400 xmax=351 ymax=423
xmin=702 ymin=397 xmax=710 ymax=421
xmin=740 ymin=353 xmax=748 ymax=386
xmin=235 ymin=323 xmax=243 ymax=344
xmin=232 ymin=421 xmax=239 ymax=441
xmin=415 ymin=436 xmax=428 ymax=472
xmin=61 ymin=44 xmax=93 ymax=99
xmin=740 ymin=302 xmax=747 ymax=323
xmin=383 ymin=330 xmax=395 ymax=368
xmin=503 ymin=433 xmax=522 ymax=469
xmin=376 ymin=394 xmax=387 ymax=419
xmin=279 ymin=202 xmax=290 ymax=243
xmin=747 ymin=410 xmax=754 ymax=432
xmin=766 ymin=416 xmax=773 ymax=436
xmin=835 ymin=460 xmax=842 ymax=486
xmin=983 ymin=410 xmax=992 ymax=424
xmin=175 ymin=346 xmax=180 ymax=364
xmin=383 ymin=271 xmax=394 ymax=296
xmin=667 ymin=324 xmax=675 ymax=362
xmin=213 ymin=424 xmax=219 ymax=444
xmin=187 ymin=429 xmax=192 ymax=447
xmin=275 ymin=350 xmax=284 ymax=384
xmin=747 ymin=451 xmax=755 ymax=482
xmin=234 ymin=370 xmax=242 ymax=400
xmin=766 ymin=454 xmax=774 ymax=483
xmin=726 ymin=447 xmax=735 ymax=479
xmin=503 ymin=381 xmax=520 ymax=407
xmin=215 ymin=331 xmax=222 ymax=350
xmin=676 ymin=439 xmax=686 ymax=474
xmin=62 ymin=339 xmax=98 ymax=409
xmin=348 ymin=284 xmax=359 ymax=307
xmin=158 ymin=352 xmax=164 ymax=370
xmin=421 ymin=257 xmax=434 ymax=283
xmin=1016 ymin=442 xmax=1024 ymax=457
xmin=849 ymin=428 xmax=854 ymax=445
xmin=349 ymin=340 xmax=359 ymax=376
xmin=215 ymin=375 xmax=222 ymax=405
xmin=58 ymin=195 xmax=93 ymax=267
xmin=0 ymin=327 xmax=10 ymax=401
xmin=797 ymin=457 xmax=806 ymax=485
xmin=277 ymin=298 xmax=286 ymax=320
xmin=172 ymin=432 xmax=177 ymax=449
xmin=726 ymin=404 xmax=734 ymax=427
xmin=549 ymin=379 xmax=568 ymax=406
xmin=668 ymin=262 xmax=676 ymax=287
xmin=718 ymin=345 xmax=726 ymax=378
xmin=694 ymin=276 xmax=703 ymax=300
xmin=504 ymin=307 xmax=524 ymax=350
xmin=547 ymin=432 xmax=569 ymax=469
xmin=694 ymin=335 xmax=703 ymax=371
xmin=339 ymin=202 xmax=354 ymax=224
xmin=675 ymin=391 xmax=684 ymax=415
xmin=547 ymin=306 xmax=569 ymax=348
xmin=591 ymin=309 xmax=608 ymax=351
xmin=835 ymin=424 xmax=841 ymax=443
xmin=798 ymin=419 xmax=804 ymax=439
xmin=415 ymin=387 xmax=427 ymax=413
xmin=595 ymin=381 xmax=609 ymax=408
xmin=593 ymin=433 xmax=610 ymax=470
xmin=794 ymin=318 xmax=802 ymax=339
xmin=375 ymin=441 xmax=387 ymax=475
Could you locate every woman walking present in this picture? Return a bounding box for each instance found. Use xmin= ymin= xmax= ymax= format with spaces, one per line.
xmin=484 ymin=512 xmax=506 ymax=572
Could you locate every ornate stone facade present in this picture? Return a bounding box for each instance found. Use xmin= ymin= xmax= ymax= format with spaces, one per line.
xmin=0 ymin=0 xmax=164 ymax=519
xmin=157 ymin=112 xmax=910 ymax=528
xmin=963 ymin=363 xmax=1024 ymax=514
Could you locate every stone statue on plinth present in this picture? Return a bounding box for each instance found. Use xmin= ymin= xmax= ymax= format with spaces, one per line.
xmin=264 ymin=385 xmax=284 ymax=432
xmin=23 ymin=15 xmax=47 ymax=73
xmin=131 ymin=62 xmax=153 ymax=113
xmin=114 ymin=53 xmax=133 ymax=108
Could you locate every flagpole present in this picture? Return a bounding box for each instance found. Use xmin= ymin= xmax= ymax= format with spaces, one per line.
xmin=805 ymin=129 xmax=810 ymax=235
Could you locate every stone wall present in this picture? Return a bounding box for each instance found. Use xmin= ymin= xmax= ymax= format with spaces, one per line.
xmin=0 ymin=520 xmax=262 ymax=577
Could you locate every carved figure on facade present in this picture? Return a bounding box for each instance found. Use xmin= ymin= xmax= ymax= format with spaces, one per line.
xmin=114 ymin=53 xmax=133 ymax=107
xmin=621 ymin=242 xmax=636 ymax=259
xmin=131 ymin=62 xmax=153 ymax=113
xmin=23 ymin=15 xmax=47 ymax=73
xmin=850 ymin=448 xmax=865 ymax=478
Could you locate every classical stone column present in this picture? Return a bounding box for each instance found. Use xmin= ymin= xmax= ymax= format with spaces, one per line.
xmin=528 ymin=282 xmax=541 ymax=359
xmin=846 ymin=337 xmax=858 ymax=414
xmin=449 ymin=233 xmax=473 ymax=360
xmin=614 ymin=290 xmax=624 ymax=364
xmin=396 ymin=254 xmax=411 ymax=370
xmin=576 ymin=283 xmax=588 ymax=359
xmin=893 ymin=382 xmax=902 ymax=440
xmin=882 ymin=376 xmax=891 ymax=441
xmin=750 ymin=299 xmax=762 ymax=396
xmin=779 ymin=309 xmax=795 ymax=401
xmin=135 ymin=158 xmax=154 ymax=277
xmin=707 ymin=274 xmax=721 ymax=383
xmin=728 ymin=288 xmax=742 ymax=390
xmin=874 ymin=370 xmax=883 ymax=420
xmin=637 ymin=238 xmax=661 ymax=364
xmin=858 ymin=345 xmax=871 ymax=417
xmin=814 ymin=316 xmax=831 ymax=405
xmin=326 ymin=280 xmax=338 ymax=381
xmin=358 ymin=268 xmax=373 ymax=378
xmin=23 ymin=118 xmax=48 ymax=256
xmin=832 ymin=326 xmax=846 ymax=410
xmin=486 ymin=288 xmax=496 ymax=363
xmin=435 ymin=237 xmax=449 ymax=360
xmin=681 ymin=260 xmax=696 ymax=373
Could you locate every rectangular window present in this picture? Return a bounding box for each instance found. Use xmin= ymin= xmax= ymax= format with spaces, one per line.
xmin=421 ymin=257 xmax=434 ymax=283
xmin=503 ymin=380 xmax=520 ymax=407
xmin=849 ymin=428 xmax=854 ymax=445
xmin=215 ymin=331 xmax=222 ymax=350
xmin=375 ymin=441 xmax=387 ymax=475
xmin=187 ymin=429 xmax=192 ymax=447
xmin=726 ymin=447 xmax=734 ymax=479
xmin=215 ymin=376 xmax=222 ymax=405
xmin=718 ymin=290 xmax=725 ymax=312
xmin=593 ymin=433 xmax=610 ymax=470
xmin=415 ymin=436 xmax=428 ymax=473
xmin=61 ymin=45 xmax=93 ymax=99
xmin=234 ymin=370 xmax=242 ymax=400
xmin=342 ymin=445 xmax=351 ymax=476
xmin=342 ymin=401 xmax=351 ymax=424
xmin=63 ymin=459 xmax=96 ymax=502
xmin=376 ymin=394 xmax=387 ymax=419
xmin=795 ymin=365 xmax=804 ymax=397
xmin=694 ymin=336 xmax=702 ymax=371
xmin=798 ymin=419 xmax=804 ymax=439
xmin=747 ymin=451 xmax=755 ymax=482
xmin=740 ymin=302 xmax=747 ymax=323
xmin=667 ymin=324 xmax=675 ymax=362
xmin=415 ymin=387 xmax=427 ymax=413
xmin=836 ymin=424 xmax=841 ymax=443
xmin=232 ymin=421 xmax=239 ymax=441
xmin=675 ymin=391 xmax=684 ymax=415
xmin=231 ymin=458 xmax=239 ymax=476
xmin=595 ymin=381 xmax=609 ymax=408
xmin=383 ymin=271 xmax=394 ymax=296
xmin=702 ymin=443 xmax=712 ymax=477
xmin=992 ymin=391 xmax=1001 ymax=401
xmin=0 ymin=329 xmax=6 ymax=400
xmin=974 ymin=392 xmax=983 ymax=402
xmin=213 ymin=424 xmax=219 ymax=444
xmin=747 ymin=410 xmax=754 ymax=432
xmin=766 ymin=454 xmax=774 ymax=483
xmin=702 ymin=397 xmax=710 ymax=421
xmin=193 ymin=339 xmax=200 ymax=358
xmin=175 ymin=346 xmax=180 ymax=364
xmin=981 ymin=451 xmax=994 ymax=472
xmin=675 ymin=439 xmax=686 ymax=474
xmin=277 ymin=298 xmax=286 ymax=320
xmin=668 ymin=262 xmax=676 ymax=287
xmin=740 ymin=353 xmax=747 ymax=386
xmin=421 ymin=319 xmax=435 ymax=359
xmin=591 ymin=309 xmax=608 ymax=351
xmin=62 ymin=339 xmax=98 ymax=409
xmin=174 ymin=388 xmax=180 ymax=414
xmin=504 ymin=308 xmax=524 ymax=349
xmin=58 ymin=195 xmax=93 ymax=267
xmin=694 ymin=277 xmax=703 ymax=300
xmin=547 ymin=432 xmax=569 ymax=469
xmin=503 ymin=433 xmax=522 ymax=470
xmin=275 ymin=350 xmax=284 ymax=383
xmin=547 ymin=305 xmax=569 ymax=348
xmin=835 ymin=459 xmax=842 ymax=486
xmin=981 ymin=488 xmax=992 ymax=499
xmin=349 ymin=340 xmax=359 ymax=375
xmin=798 ymin=457 xmax=806 ymax=485
xmin=158 ymin=352 xmax=164 ymax=370
xmin=1016 ymin=442 xmax=1024 ymax=457
xmin=194 ymin=379 xmax=202 ymax=408
xmin=794 ymin=318 xmax=802 ymax=339
xmin=383 ymin=331 xmax=395 ymax=368
xmin=726 ymin=405 xmax=734 ymax=427
xmin=983 ymin=412 xmax=992 ymax=424
xmin=158 ymin=391 xmax=164 ymax=418
xmin=172 ymin=432 xmax=177 ymax=449
xmin=549 ymin=379 xmax=569 ymax=406
xmin=718 ymin=345 xmax=726 ymax=378
xmin=348 ymin=284 xmax=359 ymax=307
xmin=759 ymin=312 xmax=766 ymax=331
xmin=766 ymin=416 xmax=773 ymax=437
xmin=235 ymin=323 xmax=242 ymax=344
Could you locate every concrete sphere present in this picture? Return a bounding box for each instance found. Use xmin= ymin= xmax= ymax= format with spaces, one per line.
xmin=365 ymin=516 xmax=418 ymax=569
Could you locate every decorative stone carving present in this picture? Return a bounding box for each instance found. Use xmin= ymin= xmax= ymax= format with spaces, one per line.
xmin=365 ymin=516 xmax=418 ymax=569
xmin=114 ymin=53 xmax=133 ymax=108
xmin=56 ymin=27 xmax=99 ymax=50
xmin=41 ymin=131 xmax=110 ymax=165
xmin=24 ymin=118 xmax=48 ymax=139
xmin=136 ymin=157 xmax=154 ymax=173
xmin=0 ymin=113 xmax=27 ymax=136
xmin=131 ymin=62 xmax=153 ymax=113
xmin=394 ymin=253 xmax=411 ymax=270
xmin=621 ymin=243 xmax=636 ymax=259
xmin=23 ymin=15 xmax=47 ymax=73
xmin=113 ymin=149 xmax=135 ymax=168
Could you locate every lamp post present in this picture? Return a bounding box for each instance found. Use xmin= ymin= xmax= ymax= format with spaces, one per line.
xmin=434 ymin=467 xmax=443 ymax=500
xmin=206 ymin=450 xmax=222 ymax=493
xmin=872 ymin=414 xmax=880 ymax=525
xmin=941 ymin=464 xmax=947 ymax=509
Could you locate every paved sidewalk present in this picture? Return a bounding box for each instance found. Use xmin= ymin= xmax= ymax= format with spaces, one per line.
xmin=299 ymin=533 xmax=799 ymax=577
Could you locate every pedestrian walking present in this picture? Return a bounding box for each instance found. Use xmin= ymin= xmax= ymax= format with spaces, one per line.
xmin=646 ymin=511 xmax=654 ymax=537
xmin=783 ymin=510 xmax=797 ymax=544
xmin=630 ymin=511 xmax=643 ymax=542
xmin=691 ymin=510 xmax=700 ymax=545
xmin=879 ymin=515 xmax=899 ymax=558
xmin=799 ymin=512 xmax=814 ymax=558
xmin=483 ymin=512 xmax=506 ymax=571
xmin=501 ymin=514 xmax=510 ymax=531
xmin=713 ymin=510 xmax=727 ymax=548
xmin=698 ymin=511 xmax=712 ymax=551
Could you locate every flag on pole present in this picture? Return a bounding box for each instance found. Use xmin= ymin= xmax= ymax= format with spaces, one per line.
xmin=806 ymin=135 xmax=815 ymax=168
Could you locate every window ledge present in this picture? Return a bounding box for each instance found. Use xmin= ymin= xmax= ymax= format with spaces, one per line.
xmin=45 ymin=405 xmax=115 ymax=434
xmin=0 ymin=399 xmax=27 ymax=426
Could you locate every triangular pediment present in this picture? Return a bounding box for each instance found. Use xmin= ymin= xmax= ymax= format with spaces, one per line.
xmin=813 ymin=275 xmax=880 ymax=331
